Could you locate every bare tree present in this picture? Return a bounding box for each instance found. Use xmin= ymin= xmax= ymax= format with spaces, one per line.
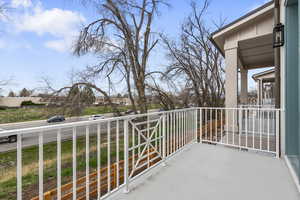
xmin=161 ymin=0 xmax=225 ymax=107
xmin=8 ymin=90 xmax=16 ymax=97
xmin=72 ymin=0 xmax=168 ymax=114
xmin=0 ymin=2 xmax=8 ymax=19
xmin=0 ymin=3 xmax=11 ymax=95
xmin=0 ymin=77 xmax=13 ymax=95
xmin=146 ymin=80 xmax=176 ymax=110
xmin=19 ymin=88 xmax=32 ymax=97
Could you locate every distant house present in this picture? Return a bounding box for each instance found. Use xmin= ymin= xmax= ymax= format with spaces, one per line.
xmin=0 ymin=97 xmax=44 ymax=108
xmin=95 ymin=97 xmax=132 ymax=106
xmin=252 ymin=68 xmax=275 ymax=105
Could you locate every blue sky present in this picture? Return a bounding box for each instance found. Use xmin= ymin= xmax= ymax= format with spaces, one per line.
xmin=0 ymin=0 xmax=271 ymax=95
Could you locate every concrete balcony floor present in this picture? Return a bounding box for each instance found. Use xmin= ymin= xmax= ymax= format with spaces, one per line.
xmin=112 ymin=144 xmax=299 ymax=200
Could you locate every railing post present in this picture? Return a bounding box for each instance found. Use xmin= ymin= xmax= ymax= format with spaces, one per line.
xmin=199 ymin=108 xmax=202 ymax=143
xmin=238 ymin=109 xmax=242 ymax=149
xmin=162 ymin=113 xmax=167 ymax=166
xmin=276 ymin=110 xmax=280 ymax=158
xmin=17 ymin=134 xmax=22 ymax=200
xmin=123 ymin=119 xmax=130 ymax=193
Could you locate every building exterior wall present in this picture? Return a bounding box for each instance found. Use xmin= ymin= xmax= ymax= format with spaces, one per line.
xmin=224 ymin=12 xmax=274 ymax=51
xmin=95 ymin=97 xmax=132 ymax=106
xmin=0 ymin=97 xmax=43 ymax=108
xmin=285 ymin=0 xmax=300 ymax=183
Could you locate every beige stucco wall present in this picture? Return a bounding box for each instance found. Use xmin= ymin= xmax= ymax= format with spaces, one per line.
xmin=224 ymin=12 xmax=274 ymax=51
xmin=95 ymin=97 xmax=132 ymax=106
xmin=0 ymin=97 xmax=42 ymax=107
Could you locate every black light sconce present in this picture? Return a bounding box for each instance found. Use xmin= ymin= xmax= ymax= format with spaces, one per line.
xmin=273 ymin=23 xmax=284 ymax=48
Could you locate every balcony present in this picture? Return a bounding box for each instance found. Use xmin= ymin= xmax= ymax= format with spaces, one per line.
xmin=112 ymin=144 xmax=299 ymax=200
xmin=0 ymin=107 xmax=298 ymax=200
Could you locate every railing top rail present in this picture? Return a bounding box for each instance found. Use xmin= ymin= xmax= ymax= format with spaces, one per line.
xmin=0 ymin=106 xmax=283 ymax=137
xmin=196 ymin=107 xmax=283 ymax=111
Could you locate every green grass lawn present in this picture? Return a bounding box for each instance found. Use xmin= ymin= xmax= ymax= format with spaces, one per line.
xmin=0 ymin=135 xmax=125 ymax=200
xmin=0 ymin=104 xmax=161 ymax=124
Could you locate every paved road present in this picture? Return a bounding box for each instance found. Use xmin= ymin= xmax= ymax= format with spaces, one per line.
xmin=0 ymin=113 xmax=115 ymax=130
xmin=0 ymin=110 xmax=158 ymax=152
xmin=0 ymin=124 xmax=121 ymax=152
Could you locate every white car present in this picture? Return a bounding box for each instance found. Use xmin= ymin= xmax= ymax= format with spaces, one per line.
xmin=0 ymin=128 xmax=17 ymax=143
xmin=89 ymin=115 xmax=105 ymax=120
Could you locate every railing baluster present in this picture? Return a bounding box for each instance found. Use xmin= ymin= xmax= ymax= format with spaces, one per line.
xmin=170 ymin=112 xmax=172 ymax=153
xmin=38 ymin=132 xmax=43 ymax=200
xmin=276 ymin=110 xmax=280 ymax=158
xmin=147 ymin=115 xmax=150 ymax=168
xmin=232 ymin=109 xmax=235 ymax=145
xmin=239 ymin=109 xmax=242 ymax=148
xmin=189 ymin=110 xmax=190 ymax=143
xmin=186 ymin=111 xmax=188 ymax=144
xmin=205 ymin=109 xmax=208 ymax=141
xmin=176 ymin=112 xmax=178 ymax=151
xmin=57 ymin=129 xmax=62 ymax=200
xmin=226 ymin=109 xmax=229 ymax=144
xmin=86 ymin=126 xmax=90 ymax=199
xmin=173 ymin=112 xmax=175 ymax=153
xmin=107 ymin=121 xmax=111 ymax=193
xmin=187 ymin=110 xmax=194 ymax=142
xmin=166 ymin=113 xmax=169 ymax=156
xmin=185 ymin=111 xmax=187 ymax=144
xmin=253 ymin=109 xmax=256 ymax=149
xmin=200 ymin=108 xmax=202 ymax=143
xmin=17 ymin=134 xmax=22 ymax=200
xmin=158 ymin=116 xmax=162 ymax=156
xmin=196 ymin=109 xmax=198 ymax=143
xmin=188 ymin=110 xmax=190 ymax=143
xmin=215 ymin=109 xmax=217 ymax=142
xmin=124 ymin=119 xmax=129 ymax=193
xmin=73 ymin=127 xmax=77 ymax=200
xmin=97 ymin=123 xmax=101 ymax=198
xmin=132 ymin=120 xmax=135 ymax=174
xmin=116 ymin=120 xmax=120 ymax=188
xmin=162 ymin=113 xmax=166 ymax=165
xmin=267 ymin=110 xmax=270 ymax=152
xmin=210 ymin=109 xmax=212 ymax=141
xmin=138 ymin=120 xmax=141 ymax=157
xmin=220 ymin=109 xmax=223 ymax=144
xmin=183 ymin=111 xmax=185 ymax=147
xmin=178 ymin=112 xmax=180 ymax=148
xmin=182 ymin=111 xmax=184 ymax=145
xmin=260 ymin=109 xmax=262 ymax=150
xmin=246 ymin=109 xmax=248 ymax=148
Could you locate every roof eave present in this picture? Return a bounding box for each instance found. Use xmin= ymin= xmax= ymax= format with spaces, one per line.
xmin=209 ymin=0 xmax=274 ymax=57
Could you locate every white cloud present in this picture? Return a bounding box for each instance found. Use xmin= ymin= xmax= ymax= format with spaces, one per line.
xmin=11 ymin=0 xmax=32 ymax=8
xmin=44 ymin=39 xmax=71 ymax=53
xmin=13 ymin=1 xmax=85 ymax=53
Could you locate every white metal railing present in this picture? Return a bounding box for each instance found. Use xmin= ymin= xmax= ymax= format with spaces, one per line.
xmin=0 ymin=108 xmax=197 ymax=200
xmin=198 ymin=107 xmax=280 ymax=157
xmin=239 ymin=104 xmax=275 ymax=109
xmin=0 ymin=107 xmax=281 ymax=200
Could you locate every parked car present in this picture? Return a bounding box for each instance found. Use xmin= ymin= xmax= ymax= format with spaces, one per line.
xmin=124 ymin=110 xmax=140 ymax=115
xmin=89 ymin=114 xmax=105 ymax=120
xmin=47 ymin=115 xmax=65 ymax=123
xmin=124 ymin=109 xmax=135 ymax=115
xmin=0 ymin=128 xmax=17 ymax=143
